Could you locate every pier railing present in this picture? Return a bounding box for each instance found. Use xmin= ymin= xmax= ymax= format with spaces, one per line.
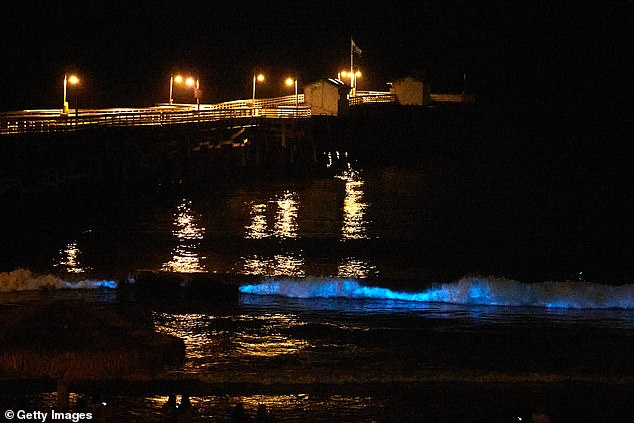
xmin=351 ymin=91 xmax=476 ymax=106
xmin=350 ymin=92 xmax=398 ymax=106
xmin=1 ymin=91 xmax=475 ymax=135
xmin=0 ymin=97 xmax=310 ymax=135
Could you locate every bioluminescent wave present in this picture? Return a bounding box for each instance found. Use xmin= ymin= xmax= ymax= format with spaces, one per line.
xmin=239 ymin=277 xmax=634 ymax=309
xmin=0 ymin=269 xmax=117 ymax=292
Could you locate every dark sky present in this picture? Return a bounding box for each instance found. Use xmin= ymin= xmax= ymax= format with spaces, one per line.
xmin=0 ymin=1 xmax=632 ymax=111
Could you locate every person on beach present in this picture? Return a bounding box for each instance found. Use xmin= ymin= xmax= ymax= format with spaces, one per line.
xmin=231 ymin=402 xmax=251 ymax=423
xmin=255 ymin=403 xmax=275 ymax=422
xmin=178 ymin=394 xmax=195 ymax=423
xmin=162 ymin=394 xmax=178 ymax=422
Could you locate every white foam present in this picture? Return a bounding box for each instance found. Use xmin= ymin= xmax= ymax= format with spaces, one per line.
xmin=0 ymin=268 xmax=117 ymax=292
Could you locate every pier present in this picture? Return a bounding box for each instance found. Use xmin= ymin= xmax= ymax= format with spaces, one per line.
xmin=0 ymin=91 xmax=474 ymax=136
xmin=0 ymin=83 xmax=475 ymax=194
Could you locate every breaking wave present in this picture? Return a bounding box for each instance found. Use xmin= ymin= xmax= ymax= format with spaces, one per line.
xmin=0 ymin=268 xmax=117 ymax=292
xmin=239 ymin=276 xmax=634 ymax=309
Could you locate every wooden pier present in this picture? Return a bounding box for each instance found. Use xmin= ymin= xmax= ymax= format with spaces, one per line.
xmin=0 ymin=89 xmax=475 ymax=194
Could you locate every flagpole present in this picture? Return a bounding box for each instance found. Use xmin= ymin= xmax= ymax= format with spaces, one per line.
xmin=350 ymin=38 xmax=355 ymax=96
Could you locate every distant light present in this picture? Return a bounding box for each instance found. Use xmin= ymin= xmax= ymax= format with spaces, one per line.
xmin=68 ymin=75 xmax=79 ymax=85
xmin=285 ymin=77 xmax=294 ymax=86
xmin=257 ymin=74 xmax=265 ymax=82
xmin=340 ymin=71 xmax=349 ymax=78
xmin=355 ymin=71 xmax=362 ymax=77
xmin=174 ymin=75 xmax=183 ymax=83
xmin=185 ymin=77 xmax=195 ymax=86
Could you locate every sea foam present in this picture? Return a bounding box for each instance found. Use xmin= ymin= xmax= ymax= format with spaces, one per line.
xmin=239 ymin=276 xmax=634 ymax=309
xmin=0 ymin=268 xmax=117 ymax=292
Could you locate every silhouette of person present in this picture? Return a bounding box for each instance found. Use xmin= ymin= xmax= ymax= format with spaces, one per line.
xmin=162 ymin=394 xmax=178 ymax=422
xmin=178 ymin=394 xmax=194 ymax=423
xmin=231 ymin=402 xmax=251 ymax=423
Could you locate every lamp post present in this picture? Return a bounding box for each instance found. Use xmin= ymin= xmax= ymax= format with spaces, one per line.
xmin=171 ymin=73 xmax=200 ymax=109
xmin=63 ymin=74 xmax=79 ymax=115
xmin=169 ymin=74 xmax=173 ymax=105
xmin=194 ymin=77 xmax=201 ymax=111
xmin=184 ymin=76 xmax=200 ymax=111
xmin=169 ymin=74 xmax=183 ymax=105
xmin=285 ymin=77 xmax=298 ymax=115
xmin=337 ymin=71 xmax=361 ymax=97
xmin=252 ymin=72 xmax=265 ymax=114
xmin=339 ymin=70 xmax=361 ymax=96
xmin=351 ymin=71 xmax=357 ymax=96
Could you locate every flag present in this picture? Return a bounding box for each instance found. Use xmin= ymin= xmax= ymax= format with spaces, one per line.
xmin=352 ymin=39 xmax=362 ymax=56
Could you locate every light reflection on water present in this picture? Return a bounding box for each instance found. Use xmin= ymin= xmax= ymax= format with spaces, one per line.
xmin=274 ymin=191 xmax=299 ymax=238
xmin=241 ymin=254 xmax=305 ymax=277
xmin=241 ymin=191 xmax=305 ymax=276
xmin=244 ymin=191 xmax=299 ymax=239
xmin=337 ymin=258 xmax=377 ymax=278
xmin=153 ymin=311 xmax=310 ymax=371
xmin=162 ymin=199 xmax=206 ymax=273
xmin=336 ymin=169 xmax=370 ymax=240
xmin=53 ymin=240 xmax=90 ymax=273
xmin=244 ymin=202 xmax=268 ymax=239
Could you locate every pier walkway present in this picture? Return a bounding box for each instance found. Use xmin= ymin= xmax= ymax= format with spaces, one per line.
xmin=0 ymin=91 xmax=474 ymax=136
xmin=0 ymin=94 xmax=309 ymax=135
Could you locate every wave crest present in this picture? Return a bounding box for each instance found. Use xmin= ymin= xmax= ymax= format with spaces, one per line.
xmin=0 ymin=269 xmax=117 ymax=292
xmin=239 ymin=276 xmax=634 ymax=309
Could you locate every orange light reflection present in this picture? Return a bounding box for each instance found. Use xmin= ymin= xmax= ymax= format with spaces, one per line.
xmin=54 ymin=241 xmax=90 ymax=273
xmin=162 ymin=200 xmax=206 ymax=273
xmin=336 ymin=170 xmax=369 ymax=240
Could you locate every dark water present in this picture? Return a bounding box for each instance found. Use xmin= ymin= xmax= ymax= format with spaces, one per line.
xmin=1 ymin=145 xmax=633 ymax=421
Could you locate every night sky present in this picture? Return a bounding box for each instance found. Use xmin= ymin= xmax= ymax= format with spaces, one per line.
xmin=1 ymin=1 xmax=631 ymax=113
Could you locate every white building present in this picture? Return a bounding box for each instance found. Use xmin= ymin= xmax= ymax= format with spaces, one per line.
xmin=303 ymin=79 xmax=350 ymax=116
xmin=389 ymin=77 xmax=431 ymax=106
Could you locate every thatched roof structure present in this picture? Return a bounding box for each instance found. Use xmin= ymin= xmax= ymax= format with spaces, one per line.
xmin=0 ymin=300 xmax=184 ymax=408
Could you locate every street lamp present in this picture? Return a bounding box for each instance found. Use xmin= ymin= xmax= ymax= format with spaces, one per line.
xmin=285 ymin=77 xmax=298 ymax=112
xmin=184 ymin=76 xmax=201 ymax=110
xmin=252 ymin=72 xmax=265 ymax=112
xmin=63 ymin=74 xmax=79 ymax=114
xmin=338 ymin=70 xmax=361 ymax=96
xmin=170 ymin=73 xmax=200 ymax=109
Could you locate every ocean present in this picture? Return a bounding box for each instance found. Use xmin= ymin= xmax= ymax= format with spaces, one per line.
xmin=1 ymin=141 xmax=633 ymax=422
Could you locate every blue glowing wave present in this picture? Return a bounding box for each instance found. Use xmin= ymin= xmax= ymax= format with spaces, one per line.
xmin=239 ymin=277 xmax=634 ymax=309
xmin=61 ymin=279 xmax=118 ymax=289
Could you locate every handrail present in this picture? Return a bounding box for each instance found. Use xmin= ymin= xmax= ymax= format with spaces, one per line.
xmin=355 ymin=91 xmax=392 ymax=97
xmin=349 ymin=94 xmax=397 ymax=106
xmin=0 ymin=98 xmax=311 ymax=135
